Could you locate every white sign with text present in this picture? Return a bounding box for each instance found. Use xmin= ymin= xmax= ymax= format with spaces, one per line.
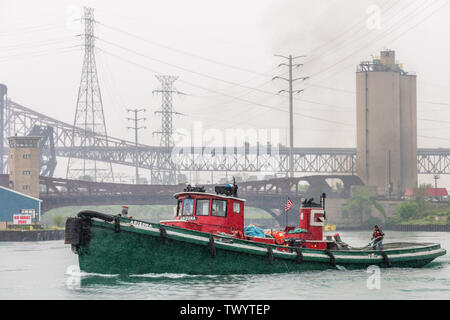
xmin=13 ymin=214 xmax=32 ymax=225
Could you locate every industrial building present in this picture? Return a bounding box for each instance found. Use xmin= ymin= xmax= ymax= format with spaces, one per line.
xmin=0 ymin=135 xmax=43 ymax=230
xmin=356 ymin=50 xmax=417 ymax=196
xmin=0 ymin=186 xmax=42 ymax=228
xmin=8 ymin=136 xmax=41 ymax=199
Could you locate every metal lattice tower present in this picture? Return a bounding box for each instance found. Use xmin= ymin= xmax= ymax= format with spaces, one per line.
xmin=151 ymin=75 xmax=180 ymax=185
xmin=66 ymin=7 xmax=114 ymax=182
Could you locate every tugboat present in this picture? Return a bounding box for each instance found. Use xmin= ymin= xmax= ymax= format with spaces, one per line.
xmin=65 ymin=182 xmax=446 ymax=275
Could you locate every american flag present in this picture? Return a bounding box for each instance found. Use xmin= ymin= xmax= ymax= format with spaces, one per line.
xmin=284 ymin=198 xmax=293 ymax=212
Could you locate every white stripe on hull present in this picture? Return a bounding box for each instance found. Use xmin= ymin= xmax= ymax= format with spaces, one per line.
xmin=109 ymin=220 xmax=443 ymax=263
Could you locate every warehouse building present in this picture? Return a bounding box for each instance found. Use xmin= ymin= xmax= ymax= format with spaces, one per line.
xmin=0 ymin=186 xmax=42 ymax=229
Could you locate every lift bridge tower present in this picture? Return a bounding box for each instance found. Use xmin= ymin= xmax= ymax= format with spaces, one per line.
xmin=66 ymin=7 xmax=114 ymax=182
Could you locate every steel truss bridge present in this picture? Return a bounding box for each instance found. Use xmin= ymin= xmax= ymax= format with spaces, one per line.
xmin=0 ymin=173 xmax=363 ymax=226
xmin=2 ymin=99 xmax=450 ymax=176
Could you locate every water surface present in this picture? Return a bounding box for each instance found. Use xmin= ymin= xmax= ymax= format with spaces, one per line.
xmin=0 ymin=231 xmax=448 ymax=299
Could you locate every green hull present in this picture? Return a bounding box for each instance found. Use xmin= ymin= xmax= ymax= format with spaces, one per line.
xmin=71 ymin=216 xmax=446 ymax=275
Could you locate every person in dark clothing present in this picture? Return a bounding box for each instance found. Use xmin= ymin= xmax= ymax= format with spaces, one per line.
xmin=120 ymin=206 xmax=128 ymax=217
xmin=371 ymin=225 xmax=384 ymax=251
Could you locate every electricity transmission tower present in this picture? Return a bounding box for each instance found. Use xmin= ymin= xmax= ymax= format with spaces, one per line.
xmin=66 ymin=7 xmax=114 ymax=182
xmin=151 ymin=75 xmax=183 ymax=185
xmin=273 ymin=54 xmax=308 ymax=178
xmin=127 ymin=108 xmax=147 ymax=184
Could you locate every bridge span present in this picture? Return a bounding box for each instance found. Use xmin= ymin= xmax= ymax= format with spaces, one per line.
xmin=1 ymin=174 xmax=363 ymax=225
xmin=2 ymin=99 xmax=450 ymax=176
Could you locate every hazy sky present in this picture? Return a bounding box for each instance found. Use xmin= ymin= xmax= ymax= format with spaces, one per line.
xmin=2 ymin=0 xmax=450 ymax=184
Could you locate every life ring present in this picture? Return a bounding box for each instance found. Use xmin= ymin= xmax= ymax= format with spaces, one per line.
xmin=272 ymin=231 xmax=286 ymax=245
xmin=233 ymin=230 xmax=244 ymax=239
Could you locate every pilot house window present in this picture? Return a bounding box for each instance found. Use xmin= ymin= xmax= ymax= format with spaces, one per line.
xmin=176 ymin=200 xmax=182 ymax=216
xmin=212 ymin=199 xmax=227 ymax=217
xmin=196 ymin=199 xmax=210 ymax=216
xmin=183 ymin=198 xmax=194 ymax=216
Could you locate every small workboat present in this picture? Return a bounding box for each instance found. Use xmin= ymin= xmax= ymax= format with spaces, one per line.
xmin=65 ymin=183 xmax=446 ymax=275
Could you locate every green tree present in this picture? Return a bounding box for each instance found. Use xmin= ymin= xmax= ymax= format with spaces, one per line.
xmin=342 ymin=188 xmax=386 ymax=226
xmin=52 ymin=214 xmax=66 ymax=228
xmin=366 ymin=216 xmax=383 ymax=229
xmin=411 ymin=186 xmax=429 ymax=217
xmin=396 ymin=201 xmax=419 ymax=220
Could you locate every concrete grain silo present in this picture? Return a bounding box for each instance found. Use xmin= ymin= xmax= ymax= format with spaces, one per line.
xmin=356 ymin=50 xmax=417 ymax=196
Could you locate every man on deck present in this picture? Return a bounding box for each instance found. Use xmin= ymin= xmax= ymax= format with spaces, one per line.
xmin=120 ymin=206 xmax=129 ymax=217
xmin=371 ymin=225 xmax=384 ymax=251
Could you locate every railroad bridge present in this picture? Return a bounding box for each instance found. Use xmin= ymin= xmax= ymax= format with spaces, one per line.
xmin=1 ymin=174 xmax=362 ymax=225
xmin=1 ymin=99 xmax=450 ymax=178
xmin=1 ymin=94 xmax=449 ymax=226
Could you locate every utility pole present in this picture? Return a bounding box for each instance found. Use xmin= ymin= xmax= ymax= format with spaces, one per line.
xmin=127 ymin=109 xmax=147 ymax=184
xmin=434 ymin=174 xmax=440 ymax=201
xmin=273 ymin=54 xmax=308 ymax=178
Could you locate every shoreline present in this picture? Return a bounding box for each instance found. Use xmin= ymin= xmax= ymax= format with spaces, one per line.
xmin=0 ymin=229 xmax=65 ymax=241
xmin=337 ymin=224 xmax=450 ymax=232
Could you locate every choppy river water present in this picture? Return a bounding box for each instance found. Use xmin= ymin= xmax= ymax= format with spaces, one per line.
xmin=0 ymin=230 xmax=449 ymax=300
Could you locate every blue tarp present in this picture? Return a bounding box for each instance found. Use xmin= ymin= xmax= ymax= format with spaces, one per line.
xmin=244 ymin=225 xmax=266 ymax=238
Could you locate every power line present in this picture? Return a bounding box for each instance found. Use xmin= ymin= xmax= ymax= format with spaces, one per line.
xmin=97 ymin=0 xmax=395 ymax=83
xmin=420 ymin=100 xmax=450 ymax=106
xmin=0 ymin=22 xmax=66 ymax=36
xmin=303 ymin=0 xmax=403 ymax=66
xmin=0 ymin=45 xmax=79 ymax=63
xmin=284 ymin=83 xmax=450 ymax=109
xmin=0 ymin=36 xmax=76 ymax=52
xmin=303 ymin=0 xmax=449 ymax=88
xmin=99 ymin=48 xmax=353 ymax=127
xmin=307 ymin=0 xmax=440 ymax=81
xmin=100 ymin=22 xmax=273 ymax=78
xmin=98 ymin=37 xmax=353 ymax=111
xmin=98 ymin=21 xmax=357 ymax=109
xmin=419 ymin=135 xmax=450 ymax=141
xmin=419 ymin=118 xmax=450 ymax=124
xmin=98 ymin=37 xmax=278 ymax=96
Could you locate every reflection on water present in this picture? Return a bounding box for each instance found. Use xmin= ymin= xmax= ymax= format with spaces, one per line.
xmin=0 ymin=231 xmax=449 ymax=299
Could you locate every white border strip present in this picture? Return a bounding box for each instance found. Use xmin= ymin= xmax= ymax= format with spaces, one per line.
xmin=118 ymin=220 xmax=445 ymax=262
